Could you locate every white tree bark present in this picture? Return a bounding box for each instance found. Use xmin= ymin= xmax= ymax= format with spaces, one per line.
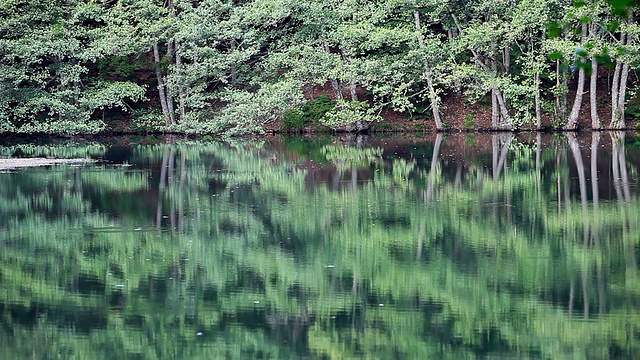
xmin=414 ymin=11 xmax=444 ymax=131
xmin=153 ymin=42 xmax=173 ymax=125
xmin=564 ymin=24 xmax=587 ymax=130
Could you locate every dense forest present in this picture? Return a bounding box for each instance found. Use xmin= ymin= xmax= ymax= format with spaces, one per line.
xmin=1 ymin=0 xmax=640 ymax=135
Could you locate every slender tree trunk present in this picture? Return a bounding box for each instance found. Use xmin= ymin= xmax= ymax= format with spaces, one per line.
xmin=495 ymin=88 xmax=511 ymax=128
xmin=491 ymin=47 xmax=500 ymax=128
xmin=491 ymin=88 xmax=499 ymax=127
xmin=611 ymin=50 xmax=622 ymax=127
xmin=555 ymin=59 xmax=568 ymax=122
xmin=503 ymin=45 xmax=511 ymax=74
xmin=565 ymin=24 xmax=588 ymax=130
xmin=153 ymin=42 xmax=172 ymax=125
xmin=165 ymin=41 xmax=176 ymax=122
xmin=590 ymin=57 xmax=600 ymax=129
xmin=555 ymin=59 xmax=562 ymax=120
xmin=535 ymin=72 xmax=542 ymax=129
xmin=612 ymin=13 xmax=633 ymax=128
xmin=414 ymin=11 xmax=444 ymax=131
xmin=175 ymin=40 xmax=186 ymax=122
xmin=614 ymin=62 xmax=630 ymax=128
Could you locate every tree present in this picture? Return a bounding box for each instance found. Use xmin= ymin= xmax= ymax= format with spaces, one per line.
xmin=0 ymin=0 xmax=145 ymax=134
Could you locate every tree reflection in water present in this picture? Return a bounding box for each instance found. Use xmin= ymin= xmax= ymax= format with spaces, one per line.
xmin=0 ymin=133 xmax=639 ymax=359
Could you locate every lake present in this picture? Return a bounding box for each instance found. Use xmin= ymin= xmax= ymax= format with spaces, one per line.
xmin=0 ymin=132 xmax=639 ymax=359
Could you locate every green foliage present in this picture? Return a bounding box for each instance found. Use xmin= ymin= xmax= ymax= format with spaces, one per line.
xmin=282 ymin=95 xmax=336 ymax=131
xmin=464 ymin=114 xmax=477 ymax=128
xmin=2 ymin=0 xmax=640 ymax=134
xmin=321 ymin=100 xmax=381 ymax=129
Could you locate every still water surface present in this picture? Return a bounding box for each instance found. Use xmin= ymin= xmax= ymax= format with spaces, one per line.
xmin=0 ymin=133 xmax=639 ymax=359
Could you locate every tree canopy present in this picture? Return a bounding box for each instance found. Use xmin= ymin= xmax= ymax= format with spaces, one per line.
xmin=1 ymin=0 xmax=639 ymax=134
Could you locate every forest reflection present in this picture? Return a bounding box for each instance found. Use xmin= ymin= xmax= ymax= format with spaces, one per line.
xmin=0 ymin=133 xmax=638 ymax=359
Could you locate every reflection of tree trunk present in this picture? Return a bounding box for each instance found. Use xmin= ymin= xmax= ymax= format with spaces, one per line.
xmin=425 ymin=134 xmax=443 ymax=202
xmin=568 ymin=133 xmax=590 ymax=319
xmin=156 ymin=146 xmax=171 ymax=229
xmin=493 ymin=134 xmax=513 ymax=181
xmin=492 ymin=135 xmax=499 ymax=179
xmin=569 ymin=277 xmax=574 ymax=316
xmin=556 ymin=151 xmax=561 ymax=214
xmin=168 ymin=146 xmax=176 ymax=230
xmin=591 ymin=133 xmax=600 ymax=211
xmin=332 ymin=167 xmax=341 ymax=191
xmin=611 ymin=132 xmax=628 ymax=201
xmin=454 ymin=164 xmax=462 ymax=189
xmin=567 ymin=134 xmax=590 ymax=244
xmin=351 ymin=167 xmax=357 ymax=191
xmin=591 ymin=133 xmax=605 ymax=314
xmin=536 ymin=133 xmax=542 ymax=196
xmin=611 ymin=133 xmax=636 ymax=280
xmin=178 ymin=152 xmax=186 ymax=232
xmin=562 ymin=149 xmax=571 ymax=214
xmin=582 ymin=266 xmax=589 ymax=319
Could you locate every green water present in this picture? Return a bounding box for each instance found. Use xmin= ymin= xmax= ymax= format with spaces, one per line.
xmin=0 ymin=133 xmax=639 ymax=359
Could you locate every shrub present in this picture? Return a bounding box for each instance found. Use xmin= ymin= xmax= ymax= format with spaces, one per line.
xmin=282 ymin=95 xmax=336 ymax=131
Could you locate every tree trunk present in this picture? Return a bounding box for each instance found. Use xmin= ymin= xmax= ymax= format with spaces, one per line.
xmin=491 ymin=88 xmax=499 ymax=127
xmin=340 ymin=49 xmax=358 ymax=102
xmin=165 ymin=41 xmax=176 ymax=122
xmin=153 ymin=42 xmax=173 ymax=125
xmin=491 ymin=52 xmax=499 ymax=127
xmin=614 ymin=62 xmax=630 ymax=128
xmin=323 ymin=41 xmax=343 ymax=100
xmin=611 ymin=13 xmax=633 ymax=128
xmin=535 ymin=72 xmax=542 ymax=129
xmin=611 ymin=60 xmax=621 ymax=124
xmin=414 ymin=11 xmax=443 ymax=131
xmin=503 ymin=45 xmax=511 ymax=74
xmin=590 ymin=57 xmax=600 ymax=129
xmin=555 ymin=59 xmax=568 ymax=122
xmin=175 ymin=40 xmax=186 ymax=122
xmin=495 ymin=88 xmax=511 ymax=128
xmin=564 ymin=24 xmax=587 ymax=130
xmin=451 ymin=12 xmax=510 ymax=127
